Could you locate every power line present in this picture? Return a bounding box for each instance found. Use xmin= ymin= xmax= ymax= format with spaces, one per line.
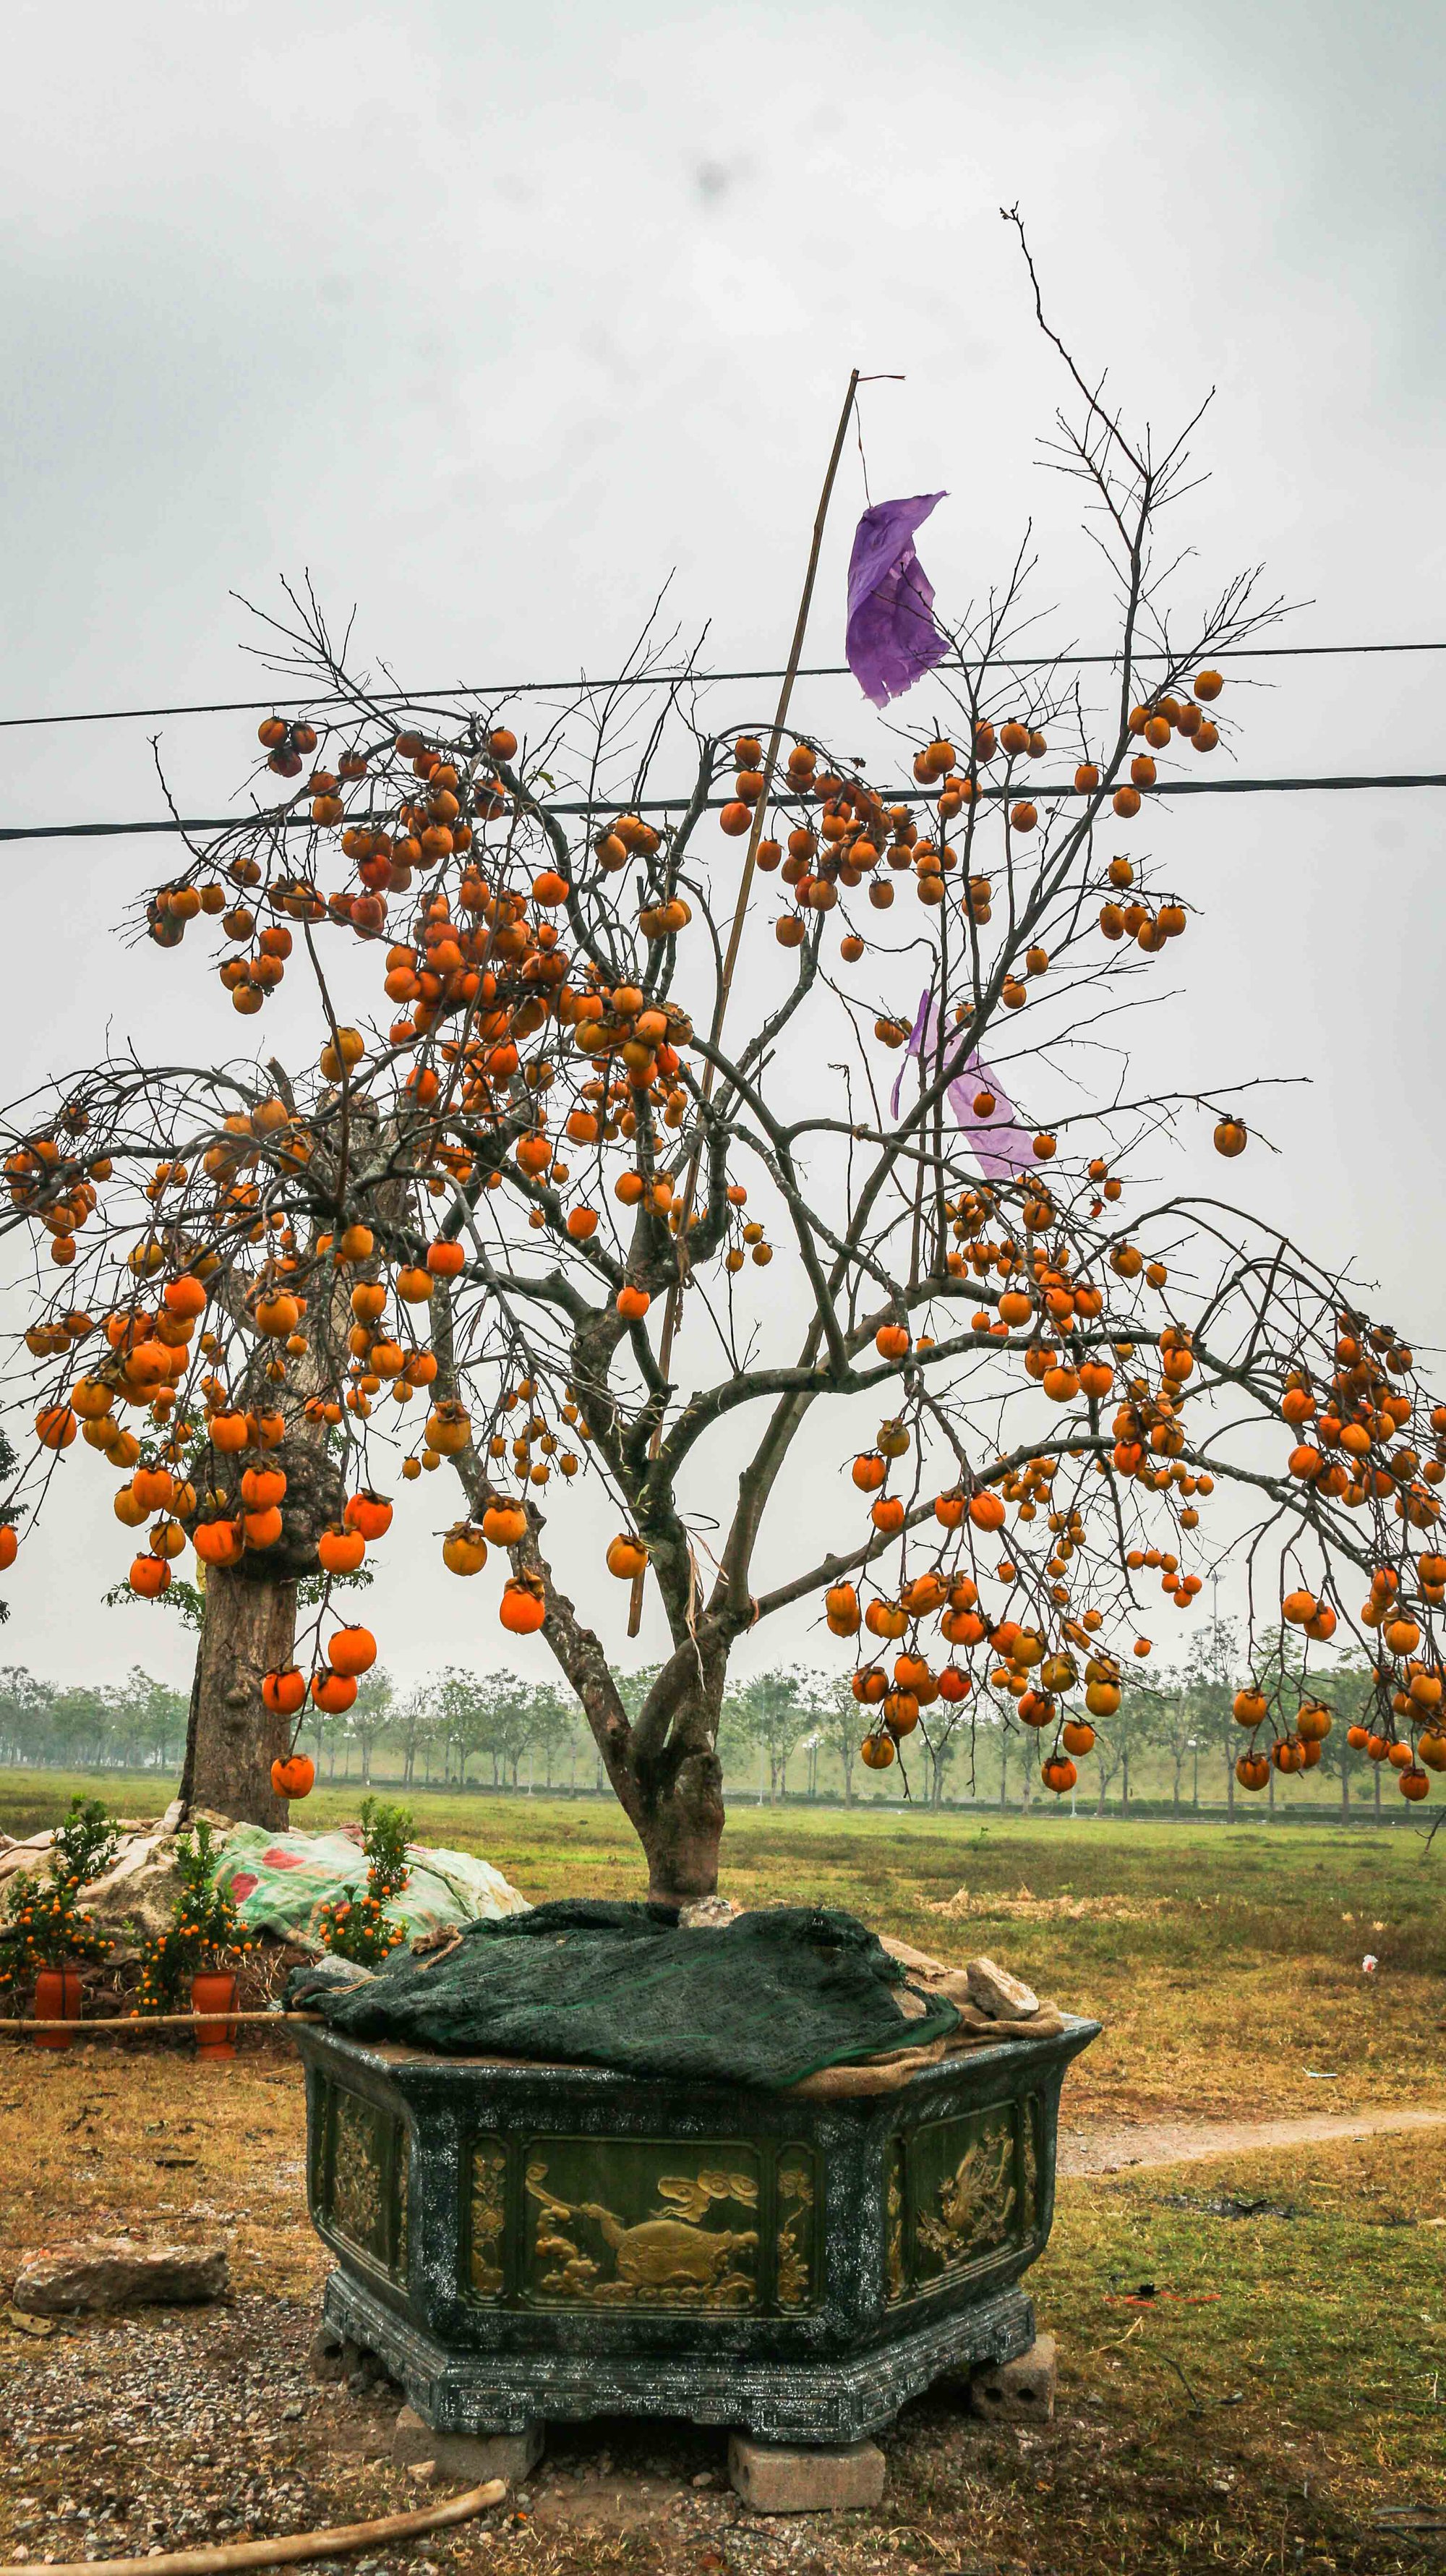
xmin=4 ymin=772 xmax=1446 ymax=845
xmin=4 ymin=638 xmax=1446 ymax=734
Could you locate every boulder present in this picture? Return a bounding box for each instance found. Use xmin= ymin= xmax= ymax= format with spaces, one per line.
xmin=965 ymin=1956 xmax=1040 ymax=2021
xmin=78 ymin=1835 xmax=186 ymax=1943
xmin=0 ymin=1830 xmax=55 ymax=1890
xmin=13 ymin=2239 xmax=229 ymax=2313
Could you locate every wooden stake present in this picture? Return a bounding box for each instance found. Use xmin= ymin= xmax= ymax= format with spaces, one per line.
xmin=627 ymin=369 xmax=862 ymax=1638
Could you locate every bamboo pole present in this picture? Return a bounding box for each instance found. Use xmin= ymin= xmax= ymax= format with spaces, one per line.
xmin=0 ymin=2479 xmax=508 ymax=2576
xmin=0 ymin=2010 xmax=322 ymax=2038
xmin=627 ymin=367 xmax=862 ymax=1637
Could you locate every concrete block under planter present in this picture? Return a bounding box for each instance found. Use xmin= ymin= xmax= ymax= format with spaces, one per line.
xmin=291 ymin=2010 xmax=1095 ymax=2447
xmin=730 ymin=2432 xmax=886 ymax=2512
xmin=969 ymin=2329 xmax=1058 ymax=2421
xmin=393 ymin=2402 xmax=542 ymax=2484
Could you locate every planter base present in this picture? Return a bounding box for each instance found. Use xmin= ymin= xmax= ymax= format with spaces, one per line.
xmin=323 ymin=2261 xmax=1035 ymax=2445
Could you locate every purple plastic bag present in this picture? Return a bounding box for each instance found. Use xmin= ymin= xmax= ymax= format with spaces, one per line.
xmin=890 ymin=990 xmax=1033 ymax=1182
xmin=846 ymin=492 xmax=951 ymax=707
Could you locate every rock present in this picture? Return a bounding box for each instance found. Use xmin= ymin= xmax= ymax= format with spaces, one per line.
xmin=4 ymin=2306 xmax=56 ymax=2338
xmin=965 ymin=1956 xmax=1040 ymax=2021
xmin=309 ymin=2324 xmax=347 ymax=2383
xmin=0 ymin=1832 xmax=55 ymax=1890
xmin=680 ymin=1895 xmax=740 ymax=1929
xmin=968 ymin=2332 xmax=1057 ymax=2421
xmin=77 ymin=1833 xmax=183 ymax=1942
xmin=13 ymin=2240 xmax=229 ymax=2315
xmin=406 ymin=2460 xmax=439 ymax=2483
xmin=728 ymin=2434 xmax=886 ymax=2514
xmin=393 ymin=2404 xmax=542 ymax=2485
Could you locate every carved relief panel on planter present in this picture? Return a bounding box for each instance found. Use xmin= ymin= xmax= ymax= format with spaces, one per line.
xmin=314 ymin=2081 xmax=409 ymax=2284
xmin=886 ymin=2094 xmax=1044 ymax=2304
xmin=463 ymin=2132 xmax=820 ymax=2314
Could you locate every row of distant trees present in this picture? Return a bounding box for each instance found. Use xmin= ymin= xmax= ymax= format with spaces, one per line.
xmin=0 ymin=1623 xmax=1399 ymax=1819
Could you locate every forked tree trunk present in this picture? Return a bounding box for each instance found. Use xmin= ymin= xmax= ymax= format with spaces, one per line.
xmin=179 ymin=1567 xmax=299 ymax=1825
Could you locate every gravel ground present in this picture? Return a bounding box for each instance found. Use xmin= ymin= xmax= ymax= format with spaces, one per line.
xmin=0 ymin=2290 xmax=1010 ymax=2575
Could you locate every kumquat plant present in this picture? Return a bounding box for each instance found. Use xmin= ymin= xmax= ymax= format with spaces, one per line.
xmin=315 ymin=1796 xmax=413 ymax=1967
xmin=2 ymin=255 xmax=1441 ymax=1903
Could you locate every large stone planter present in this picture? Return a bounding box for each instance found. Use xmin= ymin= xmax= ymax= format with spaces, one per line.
xmin=294 ymin=2013 xmax=1095 ymax=2446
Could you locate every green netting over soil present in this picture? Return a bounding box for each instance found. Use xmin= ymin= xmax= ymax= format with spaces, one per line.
xmin=288 ymin=1899 xmax=962 ymax=2089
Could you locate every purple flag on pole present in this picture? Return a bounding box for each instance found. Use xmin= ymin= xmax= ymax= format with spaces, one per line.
xmin=889 ymin=990 xmax=1033 ymax=1182
xmin=846 ymin=492 xmax=951 ymax=707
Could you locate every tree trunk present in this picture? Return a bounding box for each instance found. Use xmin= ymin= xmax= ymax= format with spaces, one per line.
xmin=630 ymin=1740 xmax=724 ymax=1906
xmin=1121 ymin=1749 xmax=1129 ymax=1812
xmin=1226 ymin=1748 xmax=1236 ymax=1822
xmin=1340 ymin=1760 xmax=1349 ymax=1822
xmin=180 ymin=1568 xmax=299 ymax=1825
xmin=842 ymin=1745 xmax=855 ymax=1807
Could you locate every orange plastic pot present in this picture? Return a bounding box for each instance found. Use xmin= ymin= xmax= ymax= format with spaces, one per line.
xmin=191 ymin=1971 xmax=239 ymax=2060
xmin=33 ymin=1966 xmax=82 ymax=2048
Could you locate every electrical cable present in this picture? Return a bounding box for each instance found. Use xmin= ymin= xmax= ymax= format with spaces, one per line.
xmin=3 ymin=637 xmax=1446 ymax=732
xmin=3 ymin=772 xmax=1445 ymax=845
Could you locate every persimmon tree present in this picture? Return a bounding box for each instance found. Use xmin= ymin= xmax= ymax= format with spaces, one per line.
xmin=5 ymin=278 xmax=1445 ymax=1898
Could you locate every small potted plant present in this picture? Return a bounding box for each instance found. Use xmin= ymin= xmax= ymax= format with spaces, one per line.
xmin=136 ymin=1822 xmax=252 ymax=2057
xmin=315 ymin=1798 xmax=412 ymax=1968
xmin=0 ymin=1798 xmax=116 ymax=2047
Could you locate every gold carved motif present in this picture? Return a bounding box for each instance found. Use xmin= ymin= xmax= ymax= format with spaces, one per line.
xmin=525 ymin=2159 xmax=759 ymax=2308
xmin=915 ymin=2113 xmax=1017 ymax=2276
xmin=774 ymin=2157 xmax=815 ymax=2310
xmin=884 ymin=2141 xmax=907 ymax=2306
xmin=470 ymin=2143 xmax=507 ymax=2300
xmin=1022 ymin=2099 xmax=1040 ymax=2238
xmin=395 ymin=2133 xmax=409 ymax=2278
xmin=328 ymin=2089 xmax=388 ymax=2261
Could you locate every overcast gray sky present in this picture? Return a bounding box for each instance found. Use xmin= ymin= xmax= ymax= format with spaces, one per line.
xmin=2 ymin=0 xmax=1444 ymax=1695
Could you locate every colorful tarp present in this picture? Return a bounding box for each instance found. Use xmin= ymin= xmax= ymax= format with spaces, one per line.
xmin=215 ymin=1823 xmax=529 ymax=1947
